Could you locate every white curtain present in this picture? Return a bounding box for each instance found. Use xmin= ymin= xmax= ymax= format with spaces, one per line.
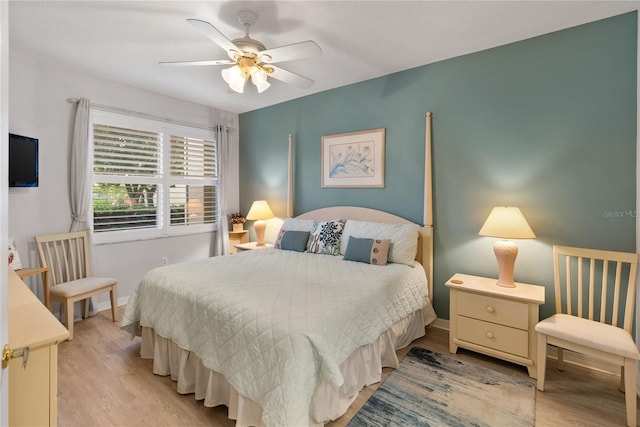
xmin=70 ymin=97 xmax=91 ymax=232
xmin=69 ymin=97 xmax=98 ymax=316
xmin=212 ymin=125 xmax=232 ymax=256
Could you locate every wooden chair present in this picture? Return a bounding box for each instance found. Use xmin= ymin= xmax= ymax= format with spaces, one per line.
xmin=35 ymin=231 xmax=118 ymax=341
xmin=536 ymin=245 xmax=639 ymax=427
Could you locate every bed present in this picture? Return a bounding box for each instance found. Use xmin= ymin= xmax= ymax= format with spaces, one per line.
xmin=121 ymin=207 xmax=436 ymax=426
xmin=121 ymin=114 xmax=435 ymax=427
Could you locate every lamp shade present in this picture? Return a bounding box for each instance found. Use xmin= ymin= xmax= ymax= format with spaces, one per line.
xmin=221 ymin=65 xmax=246 ymax=93
xmin=251 ymin=67 xmax=271 ymax=93
xmin=479 ymin=207 xmax=535 ymax=239
xmin=246 ymin=200 xmax=274 ymax=221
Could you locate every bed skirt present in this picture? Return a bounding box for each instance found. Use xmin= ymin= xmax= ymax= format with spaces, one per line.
xmin=139 ymin=307 xmax=434 ymax=426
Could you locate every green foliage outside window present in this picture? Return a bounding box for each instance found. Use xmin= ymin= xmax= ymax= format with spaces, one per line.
xmin=93 ymin=183 xmax=189 ymax=231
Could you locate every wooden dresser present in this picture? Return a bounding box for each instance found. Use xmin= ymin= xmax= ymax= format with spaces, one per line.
xmin=446 ymin=273 xmax=545 ymax=378
xmin=7 ymin=269 xmax=69 ymax=426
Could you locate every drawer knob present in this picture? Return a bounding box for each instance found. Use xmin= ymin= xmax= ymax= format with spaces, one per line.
xmin=486 ymin=331 xmax=495 ymax=339
xmin=485 ymin=305 xmax=495 ymax=313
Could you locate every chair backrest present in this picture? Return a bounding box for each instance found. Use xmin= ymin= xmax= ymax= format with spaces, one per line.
xmin=553 ymin=245 xmax=639 ymax=333
xmin=35 ymin=231 xmax=92 ymax=286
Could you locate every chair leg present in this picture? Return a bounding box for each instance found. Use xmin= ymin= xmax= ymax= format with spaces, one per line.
xmin=82 ymin=298 xmax=90 ymax=319
xmin=623 ymin=358 xmax=637 ymax=427
xmin=110 ymin=286 xmax=118 ymax=322
xmin=66 ymin=300 xmax=75 ymax=341
xmin=620 ymin=365 xmax=625 ymax=392
xmin=536 ymin=333 xmax=547 ymax=391
xmin=557 ymin=347 xmax=565 ymax=371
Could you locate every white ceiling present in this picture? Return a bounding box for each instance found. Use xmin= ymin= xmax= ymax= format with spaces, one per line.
xmin=9 ymin=1 xmax=639 ymax=114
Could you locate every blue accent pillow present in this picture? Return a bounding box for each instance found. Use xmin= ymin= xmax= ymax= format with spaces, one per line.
xmin=280 ymin=230 xmax=310 ymax=252
xmin=343 ymin=236 xmax=390 ymax=266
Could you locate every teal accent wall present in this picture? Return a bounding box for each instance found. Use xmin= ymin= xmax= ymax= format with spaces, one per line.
xmin=239 ymin=12 xmax=637 ymax=320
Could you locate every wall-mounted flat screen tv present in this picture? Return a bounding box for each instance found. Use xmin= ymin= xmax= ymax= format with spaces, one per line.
xmin=9 ymin=133 xmax=39 ymax=187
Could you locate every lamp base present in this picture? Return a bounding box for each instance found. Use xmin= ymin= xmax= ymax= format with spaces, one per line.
xmin=496 ymin=280 xmax=516 ymax=288
xmin=254 ymin=220 xmax=267 ymax=246
xmin=493 ymin=240 xmax=518 ymax=288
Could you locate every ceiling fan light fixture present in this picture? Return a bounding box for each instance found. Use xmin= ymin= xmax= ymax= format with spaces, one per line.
xmin=251 ymin=66 xmax=271 ymax=93
xmin=254 ymin=78 xmax=271 ymax=94
xmin=221 ymin=65 xmax=246 ymax=93
xmin=173 ymin=14 xmax=320 ymax=93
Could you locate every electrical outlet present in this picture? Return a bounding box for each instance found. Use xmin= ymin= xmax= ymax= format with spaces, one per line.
xmin=161 ymin=257 xmax=168 ymax=266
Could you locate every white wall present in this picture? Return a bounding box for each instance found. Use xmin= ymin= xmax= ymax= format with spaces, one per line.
xmin=8 ymin=48 xmax=239 ymax=309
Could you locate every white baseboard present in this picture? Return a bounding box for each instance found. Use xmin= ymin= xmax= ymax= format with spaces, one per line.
xmin=545 ymin=347 xmax=619 ymax=376
xmin=430 ymin=317 xmax=450 ymax=331
xmin=94 ymin=296 xmax=129 ymax=313
xmin=428 ymin=317 xmax=619 ymax=376
xmin=50 ymin=296 xmax=130 ymax=322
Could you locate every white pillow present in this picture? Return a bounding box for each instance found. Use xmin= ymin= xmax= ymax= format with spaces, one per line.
xmin=279 ymin=218 xmax=317 ymax=232
xmin=340 ymin=220 xmax=420 ymax=266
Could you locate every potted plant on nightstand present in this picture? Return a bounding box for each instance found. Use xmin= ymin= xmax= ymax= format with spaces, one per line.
xmin=230 ymin=212 xmax=246 ymax=232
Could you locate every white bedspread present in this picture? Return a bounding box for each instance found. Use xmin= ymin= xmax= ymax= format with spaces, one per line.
xmin=121 ymin=249 xmax=429 ymax=426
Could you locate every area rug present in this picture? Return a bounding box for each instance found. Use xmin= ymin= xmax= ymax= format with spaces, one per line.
xmin=348 ymin=347 xmax=535 ymax=427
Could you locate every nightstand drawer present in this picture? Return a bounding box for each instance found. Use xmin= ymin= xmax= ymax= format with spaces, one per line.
xmin=457 ymin=315 xmax=529 ymax=358
xmin=457 ymin=291 xmax=528 ymax=330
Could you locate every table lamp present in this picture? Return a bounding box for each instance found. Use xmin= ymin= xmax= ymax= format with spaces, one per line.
xmin=478 ymin=206 xmax=535 ymax=288
xmin=246 ymin=200 xmax=274 ymax=246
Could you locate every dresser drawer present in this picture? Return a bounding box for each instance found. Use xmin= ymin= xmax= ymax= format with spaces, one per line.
xmin=457 ymin=315 xmax=529 ymax=358
xmin=457 ymin=291 xmax=528 ymax=330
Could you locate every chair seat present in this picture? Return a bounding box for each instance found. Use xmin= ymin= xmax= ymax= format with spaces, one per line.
xmin=50 ymin=277 xmax=117 ymax=298
xmin=536 ymin=313 xmax=640 ymax=360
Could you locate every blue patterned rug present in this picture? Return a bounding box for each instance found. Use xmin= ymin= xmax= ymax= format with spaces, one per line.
xmin=348 ymin=347 xmax=535 ymax=427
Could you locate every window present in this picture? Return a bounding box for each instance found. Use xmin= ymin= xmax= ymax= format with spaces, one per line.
xmin=91 ymin=110 xmax=217 ymax=243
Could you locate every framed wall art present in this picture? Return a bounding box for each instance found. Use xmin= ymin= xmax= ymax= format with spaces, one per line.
xmin=321 ymin=128 xmax=385 ymax=188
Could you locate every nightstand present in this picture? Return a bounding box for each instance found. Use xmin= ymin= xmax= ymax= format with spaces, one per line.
xmin=228 ymin=230 xmax=249 ymax=254
xmin=234 ymin=242 xmax=273 ymax=252
xmin=446 ymin=273 xmax=545 ymax=378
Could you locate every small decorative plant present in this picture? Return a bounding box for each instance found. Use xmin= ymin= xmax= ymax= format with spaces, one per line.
xmin=230 ymin=212 xmax=246 ymax=225
xmin=230 ymin=212 xmax=246 ymax=232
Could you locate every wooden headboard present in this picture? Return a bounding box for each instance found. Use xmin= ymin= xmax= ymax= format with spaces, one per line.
xmin=297 ymin=206 xmax=433 ymax=299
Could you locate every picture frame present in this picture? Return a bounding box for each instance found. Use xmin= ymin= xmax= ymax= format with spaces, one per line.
xmin=321 ymin=128 xmax=385 ymax=188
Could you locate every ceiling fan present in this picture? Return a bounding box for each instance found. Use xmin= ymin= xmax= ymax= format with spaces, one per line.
xmin=161 ymin=10 xmax=322 ymax=94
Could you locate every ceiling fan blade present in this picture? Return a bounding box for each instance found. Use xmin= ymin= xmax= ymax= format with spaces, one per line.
xmin=187 ymin=18 xmax=240 ymax=54
xmin=159 ymin=59 xmax=235 ymax=66
xmin=260 ymin=40 xmax=322 ymax=64
xmin=269 ymin=65 xmax=315 ymax=89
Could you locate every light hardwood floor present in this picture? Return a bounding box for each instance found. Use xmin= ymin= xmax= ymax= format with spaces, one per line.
xmin=57 ymin=308 xmax=637 ymax=426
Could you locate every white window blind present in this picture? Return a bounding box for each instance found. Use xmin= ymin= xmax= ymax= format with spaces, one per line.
xmin=90 ymin=110 xmax=218 ymax=243
xmin=94 ymin=124 xmax=160 ymax=176
xmin=170 ymin=135 xmax=217 ymax=178
xmin=168 ymin=135 xmax=217 ymax=226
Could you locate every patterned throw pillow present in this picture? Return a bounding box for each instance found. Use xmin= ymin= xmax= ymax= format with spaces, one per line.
xmin=307 ymin=220 xmax=345 ymax=255
xmin=343 ymin=236 xmax=390 ymax=266
xmin=274 ymin=227 xmax=287 ymax=249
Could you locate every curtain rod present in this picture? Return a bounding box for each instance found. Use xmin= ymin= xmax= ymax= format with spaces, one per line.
xmin=66 ymin=97 xmax=235 ymax=132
